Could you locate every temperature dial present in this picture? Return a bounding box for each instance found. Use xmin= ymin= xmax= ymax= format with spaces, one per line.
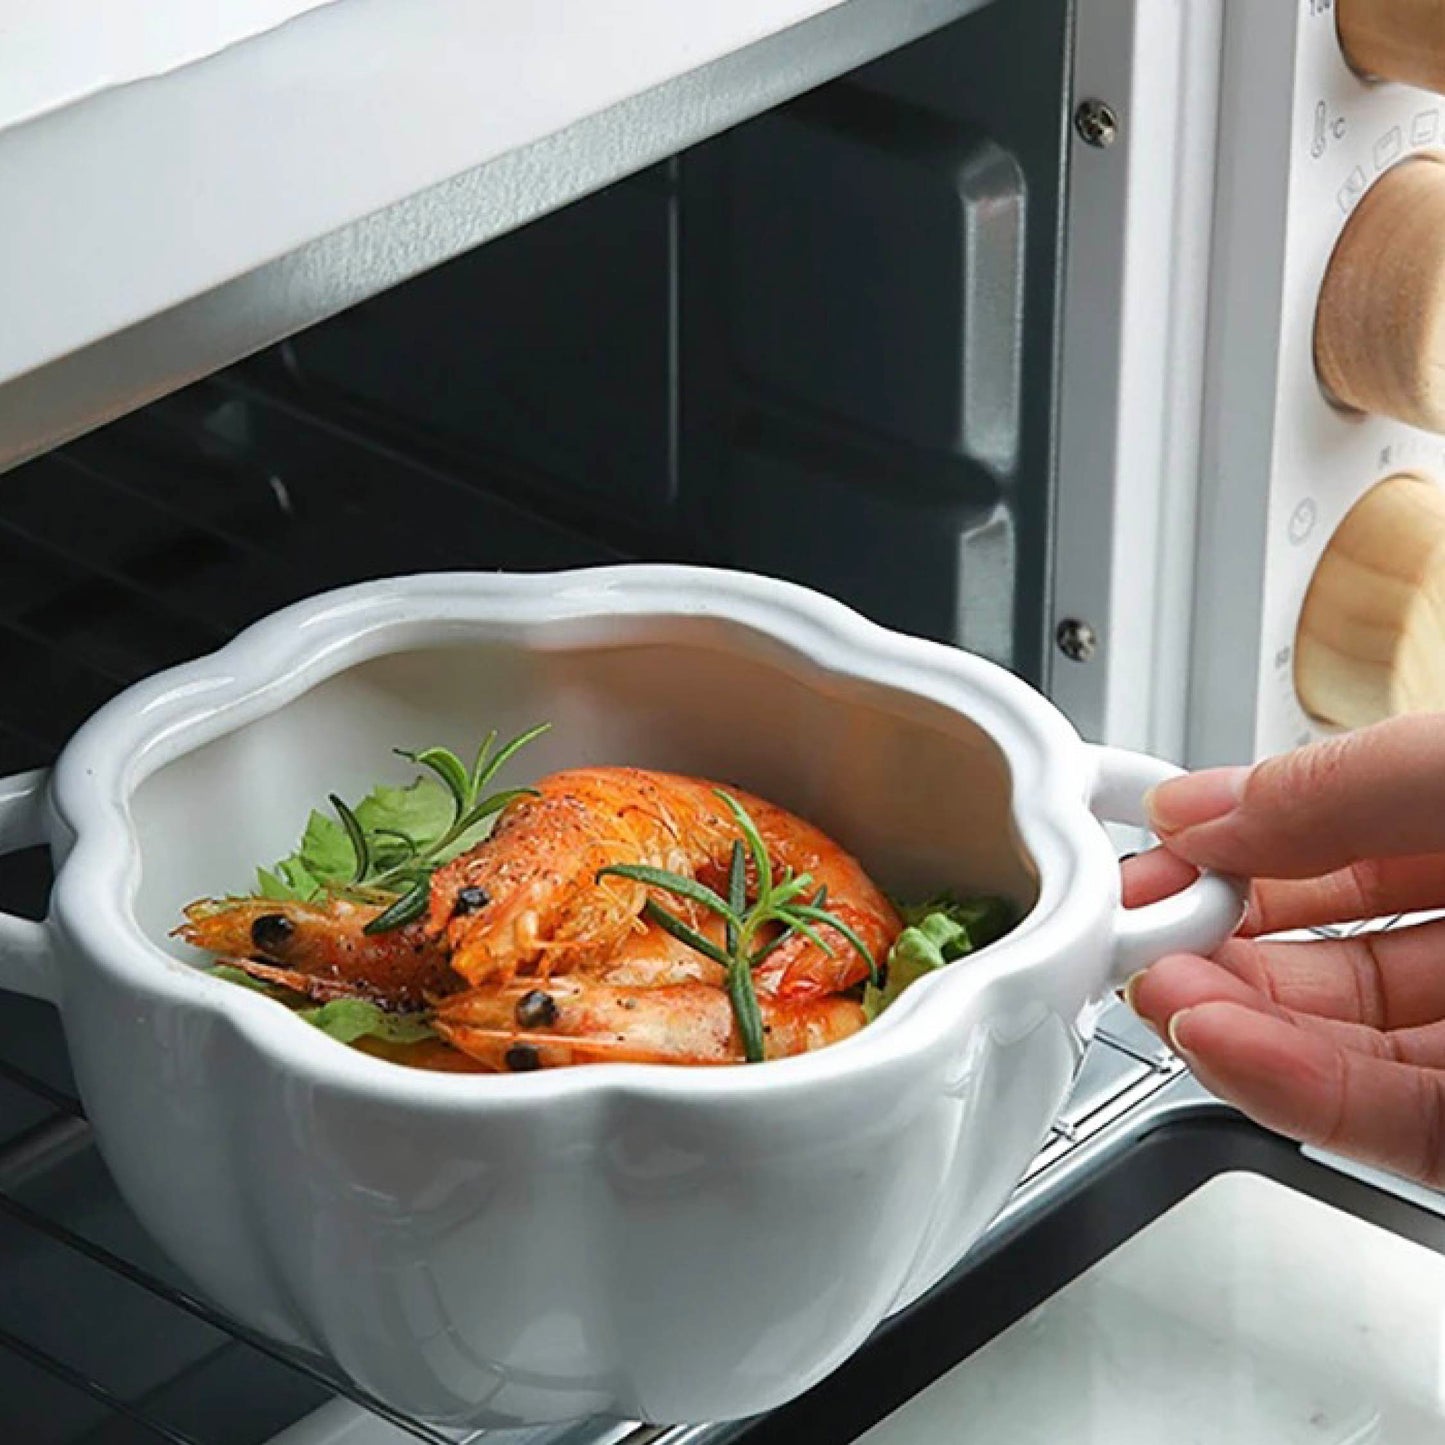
xmin=1315 ymin=154 xmax=1445 ymax=434
xmin=1338 ymin=0 xmax=1445 ymax=94
xmin=1295 ymin=473 xmax=1445 ymax=729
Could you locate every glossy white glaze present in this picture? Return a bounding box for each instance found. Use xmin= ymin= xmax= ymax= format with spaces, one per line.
xmin=0 ymin=567 xmax=1242 ymax=1427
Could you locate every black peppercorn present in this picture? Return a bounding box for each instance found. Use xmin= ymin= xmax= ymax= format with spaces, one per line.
xmin=250 ymin=913 xmax=295 ymax=953
xmin=505 ymin=1043 xmax=543 ymax=1072
xmin=453 ymin=886 xmax=491 ymax=916
xmin=514 ymin=990 xmax=559 ymax=1029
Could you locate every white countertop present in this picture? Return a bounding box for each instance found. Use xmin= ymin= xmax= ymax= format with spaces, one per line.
xmin=0 ymin=0 xmax=986 ymax=473
xmin=863 ymin=1172 xmax=1445 ymax=1444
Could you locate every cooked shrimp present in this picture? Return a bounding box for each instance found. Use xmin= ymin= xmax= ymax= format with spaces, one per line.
xmin=427 ymin=766 xmax=901 ymax=989
xmin=433 ymin=976 xmax=867 ymax=1070
xmin=750 ymin=900 xmax=892 ymax=1000
xmin=175 ymin=897 xmax=458 ymax=1011
xmin=204 ymin=955 xmax=365 ymax=1006
xmin=601 ymin=897 xmax=884 ymax=999
xmin=596 ymin=916 xmax=729 ymax=989
xmin=181 ymin=767 xmax=901 ymax=1070
xmin=425 ymin=769 xmax=733 ymax=984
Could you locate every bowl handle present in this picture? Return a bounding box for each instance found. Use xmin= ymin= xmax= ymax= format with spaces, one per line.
xmin=0 ymin=770 xmax=58 ymax=1004
xmin=1088 ymin=746 xmax=1247 ymax=987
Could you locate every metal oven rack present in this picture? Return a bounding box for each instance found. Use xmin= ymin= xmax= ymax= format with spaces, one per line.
xmin=0 ymin=372 xmax=1197 ymax=1444
xmin=0 ymin=372 xmax=623 ymax=1445
xmin=0 ymin=978 xmax=1181 ymax=1444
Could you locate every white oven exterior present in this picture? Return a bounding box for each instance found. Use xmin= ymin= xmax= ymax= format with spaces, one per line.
xmin=0 ymin=0 xmax=997 ymax=472
xmin=1059 ymin=1 xmax=1445 ymax=772
xmin=1049 ymin=0 xmax=1226 ymax=766
xmin=3 ymin=3 xmax=1445 ymax=1440
xmin=1190 ymin=3 xmax=1445 ymax=768
xmin=5 ymin=1 xmax=1444 ymax=762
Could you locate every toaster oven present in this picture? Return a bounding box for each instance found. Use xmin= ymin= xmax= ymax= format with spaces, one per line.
xmin=6 ymin=1 xmax=1445 ymax=1440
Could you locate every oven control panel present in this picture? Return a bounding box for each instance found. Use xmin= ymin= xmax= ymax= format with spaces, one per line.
xmin=1190 ymin=0 xmax=1445 ymax=766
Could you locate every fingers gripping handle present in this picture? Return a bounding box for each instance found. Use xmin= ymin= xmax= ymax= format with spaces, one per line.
xmin=1089 ymin=746 xmax=1246 ymax=987
xmin=0 ymin=771 xmax=57 ymax=1004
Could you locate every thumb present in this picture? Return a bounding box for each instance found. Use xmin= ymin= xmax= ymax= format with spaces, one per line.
xmin=1146 ymin=713 xmax=1445 ymax=878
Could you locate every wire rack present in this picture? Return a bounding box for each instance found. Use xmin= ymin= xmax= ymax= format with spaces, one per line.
xmin=0 ymin=374 xmax=1194 ymax=1442
xmin=0 ymin=972 xmax=1183 ymax=1445
xmin=0 ymin=378 xmax=636 ymax=1445
xmin=0 ymin=374 xmax=1389 ymax=1443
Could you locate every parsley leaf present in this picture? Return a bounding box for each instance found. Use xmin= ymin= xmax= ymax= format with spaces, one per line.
xmin=251 ymin=728 xmax=548 ymax=920
xmin=257 ymin=777 xmax=456 ymax=901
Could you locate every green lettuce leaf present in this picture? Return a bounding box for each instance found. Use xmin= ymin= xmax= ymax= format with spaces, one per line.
xmin=210 ymin=966 xmax=435 ymax=1046
xmin=864 ymin=894 xmax=1019 ymax=1020
xmin=895 ymin=893 xmax=1018 ymax=946
xmin=297 ymin=998 xmax=436 ymax=1046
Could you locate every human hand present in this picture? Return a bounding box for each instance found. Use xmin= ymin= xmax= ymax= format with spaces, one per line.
xmin=1122 ymin=713 xmax=1445 ymax=1187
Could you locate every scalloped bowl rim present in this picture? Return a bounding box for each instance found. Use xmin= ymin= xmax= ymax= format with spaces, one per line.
xmin=47 ymin=566 xmax=1113 ymax=1107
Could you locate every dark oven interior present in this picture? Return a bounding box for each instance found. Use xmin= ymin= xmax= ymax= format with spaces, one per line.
xmin=0 ymin=3 xmax=1072 ymax=1440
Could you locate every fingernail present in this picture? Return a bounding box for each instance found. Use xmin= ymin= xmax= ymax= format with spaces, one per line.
xmin=1145 ymin=766 xmax=1250 ymax=836
xmin=1238 ymin=895 xmax=1255 ymax=935
xmin=1122 ymin=968 xmax=1147 ymax=1013
xmin=1123 ymin=970 xmax=1167 ymax=1040
xmin=1166 ymin=1008 xmax=1197 ymax=1058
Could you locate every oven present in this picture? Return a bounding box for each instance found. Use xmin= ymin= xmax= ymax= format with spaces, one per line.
xmin=4 ymin=1 xmax=1445 ymax=1441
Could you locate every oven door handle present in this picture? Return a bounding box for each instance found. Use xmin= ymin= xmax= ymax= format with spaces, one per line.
xmin=1088 ymin=746 xmax=1247 ymax=986
xmin=0 ymin=769 xmax=58 ymax=1004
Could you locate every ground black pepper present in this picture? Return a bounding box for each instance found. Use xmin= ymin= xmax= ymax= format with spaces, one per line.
xmin=453 ymin=886 xmax=491 ymax=915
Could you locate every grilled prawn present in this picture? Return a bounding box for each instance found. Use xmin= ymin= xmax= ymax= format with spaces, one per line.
xmin=427 ymin=766 xmax=900 ymax=989
xmin=433 ymin=976 xmax=868 ymax=1069
xmin=179 ymin=766 xmax=902 ymax=1070
xmin=175 ymin=897 xmax=459 ymax=1011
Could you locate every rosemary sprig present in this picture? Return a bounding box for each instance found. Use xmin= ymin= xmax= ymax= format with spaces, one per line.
xmin=323 ymin=723 xmax=548 ymax=934
xmin=596 ymin=790 xmax=876 ymax=1063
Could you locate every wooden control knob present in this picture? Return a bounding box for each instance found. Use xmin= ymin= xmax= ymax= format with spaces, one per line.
xmin=1315 ymin=155 xmax=1445 ymax=434
xmin=1295 ymin=473 xmax=1445 ymax=729
xmin=1339 ymin=0 xmax=1445 ymax=94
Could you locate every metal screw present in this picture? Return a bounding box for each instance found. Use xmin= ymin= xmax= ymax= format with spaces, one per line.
xmin=1074 ymin=99 xmax=1119 ymax=148
xmin=1056 ymin=618 xmax=1098 ymax=663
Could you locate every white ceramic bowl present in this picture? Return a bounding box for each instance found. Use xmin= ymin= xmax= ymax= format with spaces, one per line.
xmin=0 ymin=567 xmax=1241 ymax=1428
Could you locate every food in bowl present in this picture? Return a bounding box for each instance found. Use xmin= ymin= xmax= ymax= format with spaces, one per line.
xmin=178 ymin=724 xmax=1017 ymax=1071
